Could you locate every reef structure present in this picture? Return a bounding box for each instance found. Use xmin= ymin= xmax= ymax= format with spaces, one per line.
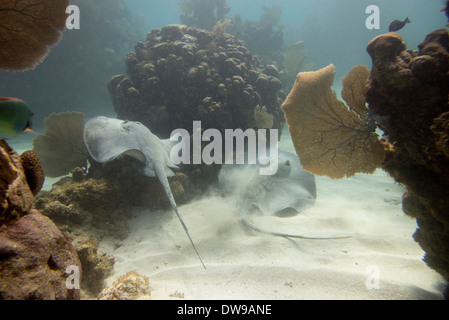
xmin=366 ymin=29 xmax=449 ymax=294
xmin=0 ymin=140 xmax=81 ymax=300
xmin=108 ymin=24 xmax=284 ymax=139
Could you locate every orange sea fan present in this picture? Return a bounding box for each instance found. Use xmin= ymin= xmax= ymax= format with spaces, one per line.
xmin=281 ymin=64 xmax=385 ymax=179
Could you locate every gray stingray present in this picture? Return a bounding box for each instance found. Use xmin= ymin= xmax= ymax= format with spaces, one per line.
xmin=219 ymin=150 xmax=351 ymax=240
xmin=83 ymin=116 xmax=206 ymax=268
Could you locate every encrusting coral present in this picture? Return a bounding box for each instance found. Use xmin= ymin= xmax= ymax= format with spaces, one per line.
xmin=0 ymin=0 xmax=69 ymax=71
xmin=281 ymin=64 xmax=385 ymax=179
xmin=33 ymin=112 xmax=89 ymax=178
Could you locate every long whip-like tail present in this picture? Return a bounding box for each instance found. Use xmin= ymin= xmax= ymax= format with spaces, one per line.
xmin=243 ymin=217 xmax=352 ymax=240
xmin=155 ymin=165 xmax=206 ymax=269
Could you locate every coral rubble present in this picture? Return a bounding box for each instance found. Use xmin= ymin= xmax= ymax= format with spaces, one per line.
xmin=98 ymin=271 xmax=151 ymax=300
xmin=366 ymin=29 xmax=449 ymax=294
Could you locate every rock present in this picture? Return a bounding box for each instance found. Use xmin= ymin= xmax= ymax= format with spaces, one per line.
xmin=75 ymin=239 xmax=114 ymax=298
xmin=0 ymin=209 xmax=81 ymax=300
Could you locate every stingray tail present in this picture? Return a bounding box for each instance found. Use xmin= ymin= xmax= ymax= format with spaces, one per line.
xmin=173 ymin=205 xmax=206 ymax=269
xmin=242 ymin=217 xmax=352 ymax=240
xmin=155 ymin=164 xmax=206 ymax=269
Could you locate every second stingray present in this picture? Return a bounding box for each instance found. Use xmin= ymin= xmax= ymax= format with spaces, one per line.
xmin=219 ymin=150 xmax=351 ymax=239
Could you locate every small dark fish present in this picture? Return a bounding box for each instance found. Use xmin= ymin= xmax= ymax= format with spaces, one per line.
xmin=0 ymin=97 xmax=39 ymax=137
xmin=389 ymin=17 xmax=411 ymax=32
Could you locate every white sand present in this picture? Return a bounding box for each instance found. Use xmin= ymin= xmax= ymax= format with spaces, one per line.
xmin=8 ymin=131 xmax=447 ymax=300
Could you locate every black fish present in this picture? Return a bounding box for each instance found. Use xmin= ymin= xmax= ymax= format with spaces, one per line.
xmin=389 ymin=17 xmax=411 ymax=32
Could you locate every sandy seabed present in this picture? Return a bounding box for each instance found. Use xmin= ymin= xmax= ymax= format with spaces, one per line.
xmin=8 ymin=129 xmax=447 ymax=300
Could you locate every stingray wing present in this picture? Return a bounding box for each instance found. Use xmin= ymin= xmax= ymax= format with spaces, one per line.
xmin=84 ymin=116 xmax=147 ymax=164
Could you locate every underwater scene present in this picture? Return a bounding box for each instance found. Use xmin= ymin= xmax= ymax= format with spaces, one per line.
xmin=0 ymin=0 xmax=448 ymax=301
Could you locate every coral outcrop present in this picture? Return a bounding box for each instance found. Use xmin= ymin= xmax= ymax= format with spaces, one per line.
xmin=33 ymin=112 xmax=89 ymax=178
xmin=366 ymin=29 xmax=449 ymax=293
xmin=282 ymin=64 xmax=385 ymax=179
xmin=98 ymin=271 xmax=151 ymax=300
xmin=108 ymin=24 xmax=284 ymax=139
xmin=0 ymin=209 xmax=81 ymax=300
xmin=1 ymin=139 xmax=81 ymax=299
xmin=1 ymin=140 xmax=40 ymax=224
xmin=0 ymin=0 xmax=69 ymax=71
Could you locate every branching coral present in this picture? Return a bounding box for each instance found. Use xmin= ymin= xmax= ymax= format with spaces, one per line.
xmin=212 ymin=18 xmax=232 ymax=37
xmin=282 ymin=64 xmax=385 ymax=179
xmin=282 ymin=41 xmax=315 ymax=91
xmin=33 ymin=112 xmax=88 ymax=177
xmin=229 ymin=6 xmax=284 ymax=67
xmin=254 ymin=105 xmax=274 ymax=129
xmin=180 ymin=0 xmax=231 ymax=31
xmin=0 ymin=0 xmax=69 ymax=71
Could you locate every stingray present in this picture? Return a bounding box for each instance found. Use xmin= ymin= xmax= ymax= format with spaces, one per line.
xmin=219 ymin=150 xmax=351 ymax=240
xmin=83 ymin=116 xmax=206 ymax=268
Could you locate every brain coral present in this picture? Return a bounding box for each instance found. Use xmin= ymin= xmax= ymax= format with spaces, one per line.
xmin=108 ymin=24 xmax=284 ymax=138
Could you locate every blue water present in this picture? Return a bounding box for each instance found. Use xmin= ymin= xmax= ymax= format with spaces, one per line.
xmin=125 ymin=0 xmax=447 ymax=80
